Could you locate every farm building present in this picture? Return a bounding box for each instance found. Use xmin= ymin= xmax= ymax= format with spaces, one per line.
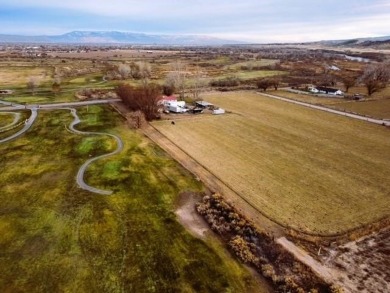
xmin=309 ymin=86 xmax=343 ymax=96
xmin=195 ymin=101 xmax=214 ymax=109
xmin=0 ymin=89 xmax=13 ymax=95
xmin=213 ymin=108 xmax=225 ymax=115
xmin=159 ymin=95 xmax=178 ymax=106
xmin=166 ymin=101 xmax=187 ymax=113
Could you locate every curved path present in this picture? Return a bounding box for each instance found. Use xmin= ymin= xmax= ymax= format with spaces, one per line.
xmin=258 ymin=92 xmax=390 ymax=126
xmin=0 ymin=112 xmax=21 ymax=131
xmin=0 ymin=109 xmax=38 ymax=143
xmin=67 ymin=108 xmax=123 ymax=195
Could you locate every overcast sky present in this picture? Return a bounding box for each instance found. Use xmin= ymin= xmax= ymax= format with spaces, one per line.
xmin=0 ymin=0 xmax=389 ymax=42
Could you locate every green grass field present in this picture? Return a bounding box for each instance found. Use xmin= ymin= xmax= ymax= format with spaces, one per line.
xmin=226 ymin=59 xmax=279 ymax=70
xmin=0 ymin=105 xmax=264 ymax=292
xmin=221 ymin=70 xmax=286 ymax=80
xmin=0 ymin=113 xmax=16 ymax=128
xmin=153 ymin=91 xmax=390 ymax=236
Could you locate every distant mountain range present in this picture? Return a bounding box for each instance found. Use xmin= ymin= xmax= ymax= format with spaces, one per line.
xmin=0 ymin=31 xmax=243 ymax=45
xmin=1 ymin=31 xmax=389 ymax=47
xmin=312 ymin=36 xmax=390 ymax=49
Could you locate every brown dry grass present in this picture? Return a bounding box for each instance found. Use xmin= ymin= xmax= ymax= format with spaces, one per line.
xmin=0 ymin=66 xmax=53 ymax=87
xmin=152 ymin=91 xmax=390 ymax=236
xmin=274 ymin=90 xmax=347 ymax=105
xmin=329 ymin=99 xmax=390 ymax=119
xmin=48 ymin=49 xmax=181 ymax=59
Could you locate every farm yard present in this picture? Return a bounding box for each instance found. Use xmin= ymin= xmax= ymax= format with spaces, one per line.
xmin=1 ymin=42 xmax=390 ymax=292
xmin=152 ymin=91 xmax=390 ymax=236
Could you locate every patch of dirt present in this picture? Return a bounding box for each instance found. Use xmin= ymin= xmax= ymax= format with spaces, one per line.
xmin=174 ymin=192 xmax=210 ymax=239
xmin=21 ymin=235 xmax=49 ymax=257
xmin=321 ymin=227 xmax=390 ymax=293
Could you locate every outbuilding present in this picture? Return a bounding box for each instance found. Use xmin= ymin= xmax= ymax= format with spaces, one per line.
xmin=195 ymin=101 xmax=214 ymax=109
xmin=212 ymin=108 xmax=225 ymax=115
xmin=309 ymin=86 xmax=343 ymax=96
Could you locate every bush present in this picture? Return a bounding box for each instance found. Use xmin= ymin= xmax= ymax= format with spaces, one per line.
xmin=210 ymin=77 xmax=241 ymax=87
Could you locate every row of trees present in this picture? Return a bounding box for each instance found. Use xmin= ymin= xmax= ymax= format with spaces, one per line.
xmin=255 ymin=61 xmax=390 ymax=96
xmin=359 ymin=62 xmax=390 ymax=95
xmin=105 ymin=61 xmax=152 ymax=81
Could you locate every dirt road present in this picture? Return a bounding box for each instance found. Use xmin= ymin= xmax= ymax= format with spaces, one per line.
xmin=277 ymin=237 xmax=355 ymax=292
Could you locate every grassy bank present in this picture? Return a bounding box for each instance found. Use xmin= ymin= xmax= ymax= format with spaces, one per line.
xmin=0 ymin=105 xmax=265 ymax=292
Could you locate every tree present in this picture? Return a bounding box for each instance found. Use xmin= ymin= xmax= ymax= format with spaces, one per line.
xmin=52 ymin=77 xmax=61 ymax=95
xmin=166 ymin=61 xmax=187 ymax=99
xmin=190 ymin=66 xmax=206 ymax=100
xmin=342 ymin=76 xmax=355 ymax=92
xmin=126 ymin=110 xmax=146 ymax=129
xmin=256 ymin=79 xmax=272 ymax=91
xmin=163 ymin=84 xmax=175 ymax=96
xmin=269 ymin=78 xmax=281 ymax=90
xmin=27 ymin=76 xmax=40 ymax=95
xmin=116 ymin=83 xmax=162 ymax=121
xmin=359 ymin=62 xmax=390 ymax=96
xmin=135 ymin=61 xmax=151 ymax=80
xmin=118 ymin=63 xmax=131 ymax=80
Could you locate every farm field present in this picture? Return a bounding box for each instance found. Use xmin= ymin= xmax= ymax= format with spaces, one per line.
xmin=220 ymin=70 xmax=286 ymax=80
xmin=0 ymin=66 xmax=53 ymax=87
xmin=152 ymin=91 xmax=390 ymax=235
xmin=0 ymin=105 xmax=264 ymax=292
xmin=329 ymin=99 xmax=390 ymax=119
xmin=273 ymin=90 xmax=346 ymax=105
xmin=273 ymin=90 xmax=390 ymax=119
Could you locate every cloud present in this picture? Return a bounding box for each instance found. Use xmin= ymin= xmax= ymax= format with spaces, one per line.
xmin=0 ymin=0 xmax=389 ymax=42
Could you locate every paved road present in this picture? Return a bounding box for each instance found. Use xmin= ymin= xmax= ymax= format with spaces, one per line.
xmin=0 ymin=99 xmax=121 ymax=112
xmin=0 ymin=109 xmax=38 ymax=143
xmin=0 ymin=112 xmax=21 ymax=131
xmin=67 ymin=108 xmax=124 ymax=195
xmin=258 ymin=92 xmax=390 ymax=126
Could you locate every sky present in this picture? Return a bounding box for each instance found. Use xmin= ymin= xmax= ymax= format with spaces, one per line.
xmin=0 ymin=0 xmax=389 ymax=43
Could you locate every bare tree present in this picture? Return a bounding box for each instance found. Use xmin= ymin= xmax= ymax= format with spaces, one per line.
xmin=118 ymin=63 xmax=131 ymax=80
xmin=163 ymin=84 xmax=175 ymax=96
xmin=27 ymin=76 xmax=40 ymax=95
xmin=256 ymin=79 xmax=272 ymax=91
xmin=342 ymin=76 xmax=355 ymax=93
xmin=52 ymin=76 xmax=61 ymax=95
xmin=359 ymin=62 xmax=390 ymax=96
xmin=116 ymin=82 xmax=162 ymax=121
xmin=269 ymin=78 xmax=281 ymax=90
xmin=126 ymin=110 xmax=146 ymax=129
xmin=167 ymin=61 xmax=187 ymax=99
xmin=190 ymin=66 xmax=206 ymax=100
xmin=136 ymin=61 xmax=151 ymax=80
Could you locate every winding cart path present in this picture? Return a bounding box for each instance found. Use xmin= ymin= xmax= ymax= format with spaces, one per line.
xmin=67 ymin=108 xmax=123 ymax=195
xmin=0 ymin=109 xmax=37 ymax=143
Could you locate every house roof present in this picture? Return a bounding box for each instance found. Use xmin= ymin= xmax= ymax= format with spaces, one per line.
xmin=196 ymin=101 xmax=213 ymax=107
xmin=161 ymin=95 xmax=177 ymax=101
xmin=316 ymin=86 xmax=341 ymax=93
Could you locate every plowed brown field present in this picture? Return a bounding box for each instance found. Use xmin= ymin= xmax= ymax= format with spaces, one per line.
xmin=152 ymin=91 xmax=390 ymax=235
